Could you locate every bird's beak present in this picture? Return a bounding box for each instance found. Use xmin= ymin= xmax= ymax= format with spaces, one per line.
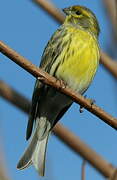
xmin=62 ymin=8 xmax=70 ymax=15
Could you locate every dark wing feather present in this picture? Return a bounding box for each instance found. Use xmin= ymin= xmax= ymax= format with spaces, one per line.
xmin=26 ymin=25 xmax=65 ymax=140
xmin=40 ymin=27 xmax=64 ymax=70
xmin=51 ymin=103 xmax=72 ymax=129
xmin=26 ymin=80 xmax=43 ymax=140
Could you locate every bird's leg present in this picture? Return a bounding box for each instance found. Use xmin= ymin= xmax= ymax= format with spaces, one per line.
xmin=55 ymin=78 xmax=67 ymax=89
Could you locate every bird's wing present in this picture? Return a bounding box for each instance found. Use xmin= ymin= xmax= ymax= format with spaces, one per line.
xmin=26 ymin=26 xmax=64 ymax=140
xmin=26 ymin=80 xmax=43 ymax=140
xmin=40 ymin=26 xmax=64 ymax=72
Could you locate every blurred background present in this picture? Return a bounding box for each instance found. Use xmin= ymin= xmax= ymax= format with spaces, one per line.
xmin=0 ymin=0 xmax=117 ymax=179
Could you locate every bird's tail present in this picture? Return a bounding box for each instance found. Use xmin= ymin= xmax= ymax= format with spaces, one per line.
xmin=17 ymin=118 xmax=50 ymax=176
xmin=32 ymin=134 xmax=49 ymax=176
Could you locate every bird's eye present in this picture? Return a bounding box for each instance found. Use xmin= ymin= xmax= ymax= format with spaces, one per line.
xmin=76 ymin=10 xmax=82 ymax=16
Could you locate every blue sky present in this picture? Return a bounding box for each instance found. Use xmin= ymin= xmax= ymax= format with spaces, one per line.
xmin=0 ymin=0 xmax=117 ymax=180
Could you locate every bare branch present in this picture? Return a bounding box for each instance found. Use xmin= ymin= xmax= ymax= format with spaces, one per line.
xmin=32 ymin=0 xmax=64 ymax=24
xmin=102 ymin=0 xmax=117 ymax=39
xmin=0 ymin=144 xmax=11 ymax=180
xmin=54 ymin=124 xmax=117 ymax=179
xmin=103 ymin=0 xmax=116 ymax=26
xmin=81 ymin=160 xmax=86 ymax=180
xmin=100 ymin=51 xmax=117 ymax=79
xmin=32 ymin=0 xmax=117 ymax=80
xmin=1 ymin=1 xmax=117 ymax=179
xmin=0 ymin=80 xmax=30 ymax=113
xmin=0 ymin=41 xmax=117 ymax=130
xmin=0 ymin=81 xmax=117 ymax=179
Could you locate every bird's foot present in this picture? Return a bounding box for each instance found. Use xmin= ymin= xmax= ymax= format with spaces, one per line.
xmin=37 ymin=76 xmax=44 ymax=81
xmin=56 ymin=79 xmax=67 ymax=89
xmin=79 ymin=106 xmax=84 ymax=113
xmin=79 ymin=95 xmax=96 ymax=113
xmin=88 ymin=98 xmax=96 ymax=106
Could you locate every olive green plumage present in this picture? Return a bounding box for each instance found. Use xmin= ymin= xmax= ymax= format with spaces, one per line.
xmin=17 ymin=5 xmax=100 ymax=176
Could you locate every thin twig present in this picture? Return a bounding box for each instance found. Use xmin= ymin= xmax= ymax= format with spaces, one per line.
xmin=103 ymin=0 xmax=116 ymax=26
xmin=32 ymin=0 xmax=64 ymax=24
xmin=0 ymin=1 xmax=117 ymax=179
xmin=0 ymin=80 xmax=30 ymax=113
xmin=81 ymin=160 xmax=86 ymax=180
xmin=0 ymin=80 xmax=117 ymax=179
xmin=116 ymin=0 xmax=117 ymax=32
xmin=0 ymin=41 xmax=117 ymax=130
xmin=32 ymin=0 xmax=117 ymax=80
xmin=102 ymin=0 xmax=117 ymax=39
xmin=0 ymin=143 xmax=11 ymax=180
xmin=100 ymin=51 xmax=117 ymax=79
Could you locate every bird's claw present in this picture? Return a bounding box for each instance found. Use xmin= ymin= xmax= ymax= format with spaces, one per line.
xmin=79 ymin=106 xmax=84 ymax=113
xmin=79 ymin=95 xmax=96 ymax=113
xmin=56 ymin=79 xmax=67 ymax=89
xmin=37 ymin=76 xmax=44 ymax=81
xmin=85 ymin=94 xmax=95 ymax=106
xmin=88 ymin=98 xmax=96 ymax=106
xmin=79 ymin=95 xmax=86 ymax=113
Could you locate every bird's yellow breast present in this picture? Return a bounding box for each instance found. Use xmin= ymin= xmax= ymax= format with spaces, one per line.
xmin=50 ymin=26 xmax=100 ymax=94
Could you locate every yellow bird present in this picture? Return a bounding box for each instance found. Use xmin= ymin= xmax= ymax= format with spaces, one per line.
xmin=17 ymin=5 xmax=100 ymax=176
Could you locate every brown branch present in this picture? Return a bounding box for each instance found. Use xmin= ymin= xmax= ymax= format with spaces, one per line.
xmin=32 ymin=0 xmax=117 ymax=80
xmin=0 ymin=40 xmax=117 ymax=130
xmin=32 ymin=0 xmax=64 ymax=24
xmin=102 ymin=0 xmax=117 ymax=39
xmin=0 ymin=80 xmax=30 ymax=114
xmin=0 ymin=80 xmax=30 ymax=113
xmin=0 ymin=162 xmax=10 ymax=180
xmin=100 ymin=51 xmax=117 ymax=79
xmin=103 ymin=0 xmax=116 ymax=26
xmin=0 ymin=1 xmax=117 ymax=179
xmin=0 ymin=81 xmax=117 ymax=179
xmin=0 ymin=143 xmax=11 ymax=180
xmin=81 ymin=160 xmax=86 ymax=180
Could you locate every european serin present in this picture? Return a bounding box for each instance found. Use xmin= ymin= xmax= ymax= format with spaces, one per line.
xmin=17 ymin=5 xmax=100 ymax=176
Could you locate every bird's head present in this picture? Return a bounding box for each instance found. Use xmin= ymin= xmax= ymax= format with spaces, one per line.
xmin=63 ymin=5 xmax=100 ymax=37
